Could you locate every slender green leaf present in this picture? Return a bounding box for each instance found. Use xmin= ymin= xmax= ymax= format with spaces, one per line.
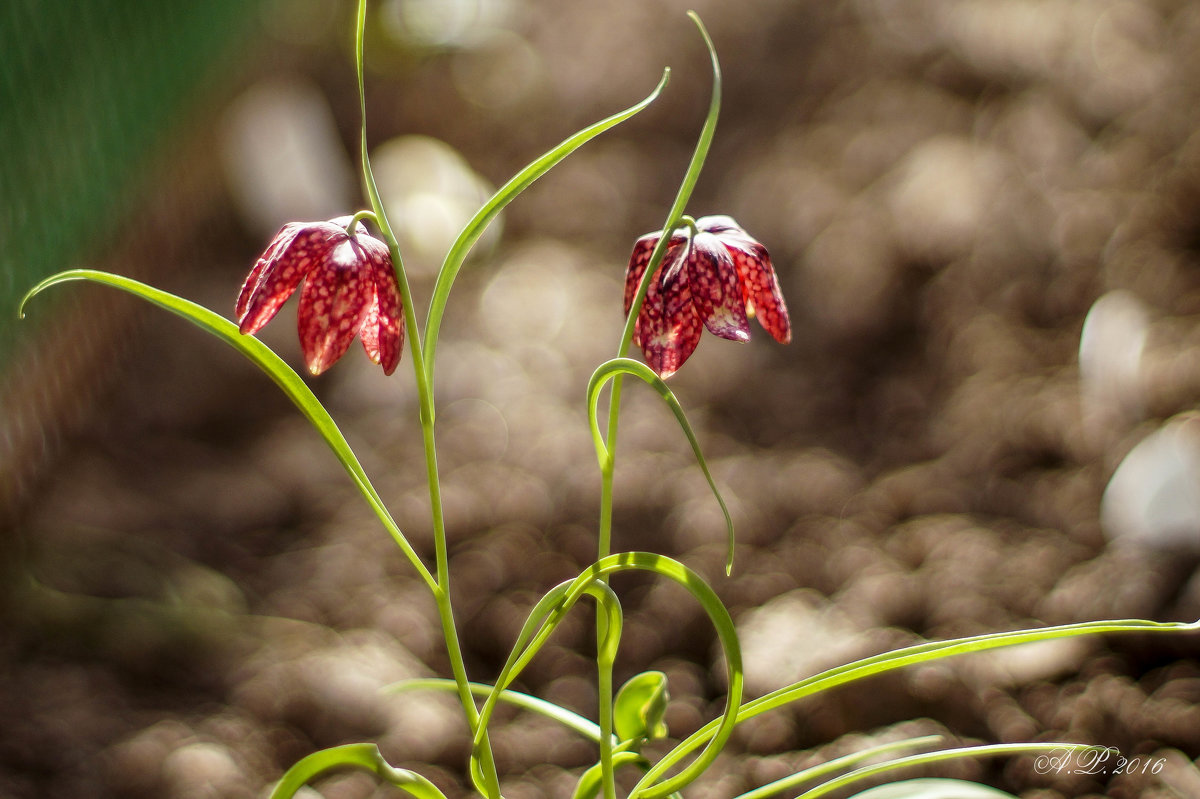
xmin=797 ymin=743 xmax=1091 ymax=799
xmin=589 ymin=358 xmax=735 ymax=573
xmin=471 ymin=579 xmax=622 ymax=754
xmin=619 ymin=11 xmax=721 ymax=355
xmin=387 ymin=678 xmax=609 ymax=744
xmin=636 ymin=618 xmax=1200 ymax=792
xmin=733 ymin=735 xmax=944 ymax=799
xmin=573 ymin=751 xmax=649 ymax=799
xmin=594 ymin=23 xmax=720 ymax=796
xmin=19 ymin=270 xmax=436 ymax=592
xmin=357 ymin=2 xmax=503 ymax=794
xmin=268 ymin=743 xmax=446 ymax=799
xmin=422 ymin=70 xmax=671 ymax=393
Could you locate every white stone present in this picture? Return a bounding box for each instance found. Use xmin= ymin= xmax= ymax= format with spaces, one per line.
xmin=1080 ymin=290 xmax=1149 ymax=426
xmin=1102 ymin=418 xmax=1200 ymax=550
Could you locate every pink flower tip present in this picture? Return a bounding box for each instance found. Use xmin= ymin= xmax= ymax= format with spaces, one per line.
xmin=235 ymin=216 xmax=405 ymax=376
xmin=624 ymin=215 xmax=790 ymax=378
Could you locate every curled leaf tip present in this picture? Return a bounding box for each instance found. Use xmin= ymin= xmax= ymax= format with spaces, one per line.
xmin=687 ymin=11 xmax=715 ymax=46
xmin=587 ymin=359 xmax=736 ymax=575
xmin=18 ymin=280 xmax=50 ymax=320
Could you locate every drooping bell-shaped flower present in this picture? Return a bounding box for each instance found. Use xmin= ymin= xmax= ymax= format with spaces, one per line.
xmin=624 ymin=215 xmax=790 ymax=378
xmin=236 ymin=216 xmax=404 ymax=375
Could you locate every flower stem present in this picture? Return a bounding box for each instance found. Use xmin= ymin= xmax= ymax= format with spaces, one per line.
xmin=354 ymin=2 xmax=500 ymax=796
xmin=599 ymin=10 xmax=722 ymax=559
xmin=595 ymin=14 xmax=721 ymax=797
xmin=595 ymin=391 xmax=621 ymax=799
xmin=346 ymin=208 xmax=378 ymax=233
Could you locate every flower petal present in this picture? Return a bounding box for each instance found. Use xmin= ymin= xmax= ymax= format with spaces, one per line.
xmin=238 ymin=223 xmax=337 ymax=335
xmin=236 ymin=224 xmax=294 ymax=320
xmin=641 ymin=265 xmax=702 ymax=379
xmin=361 ymin=294 xmax=382 ymax=364
xmin=700 ymin=216 xmax=793 ymax=345
xmin=624 ymin=232 xmax=661 ymax=317
xmin=631 ymin=239 xmax=687 ymax=349
xmin=686 ymin=233 xmax=751 ymax=342
xmin=359 ymin=240 xmax=404 ymax=375
xmin=695 ymin=215 xmax=743 ymax=236
xmin=659 ymin=231 xmax=690 ymax=289
xmin=721 ymin=232 xmax=791 ymax=344
xmin=297 ymin=237 xmax=374 ymax=375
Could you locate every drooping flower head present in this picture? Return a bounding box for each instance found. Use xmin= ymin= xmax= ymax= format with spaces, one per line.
xmin=624 ymin=215 xmax=790 ymax=378
xmin=236 ymin=216 xmax=404 ymax=375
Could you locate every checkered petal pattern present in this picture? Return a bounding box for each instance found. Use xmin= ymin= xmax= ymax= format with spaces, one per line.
xmin=236 ymin=217 xmax=404 ymax=375
xmin=623 ymin=215 xmax=789 ymax=377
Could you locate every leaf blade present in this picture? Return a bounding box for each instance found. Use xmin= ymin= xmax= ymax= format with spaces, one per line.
xmin=637 ymin=618 xmax=1200 ymax=792
xmin=422 ymin=70 xmax=670 ymax=392
xmin=20 ymin=270 xmax=436 ymax=591
xmin=268 ymin=742 xmax=447 ymax=799
xmin=588 ymin=358 xmax=735 ymax=573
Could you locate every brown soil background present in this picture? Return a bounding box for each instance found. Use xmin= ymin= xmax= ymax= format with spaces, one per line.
xmin=6 ymin=1 xmax=1200 ymax=797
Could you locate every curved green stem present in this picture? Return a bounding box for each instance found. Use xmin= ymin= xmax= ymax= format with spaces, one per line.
xmin=421 ymin=71 xmax=670 ymax=399
xmin=617 ymin=14 xmax=720 ymax=358
xmin=589 ymin=358 xmax=734 ymax=571
xmin=470 ymin=553 xmax=742 ymax=799
xmin=594 ymin=16 xmax=722 ymax=796
xmin=346 ymin=208 xmax=379 ymax=232
xmin=354 ymin=2 xmax=499 ymax=795
xmin=467 ymin=578 xmax=622 ymax=790
xmin=573 ymin=751 xmax=649 ymax=799
xmin=597 ymin=9 xmax=722 ymax=561
xmin=269 ymin=743 xmax=447 ymax=799
xmin=388 ymin=679 xmax=613 ymax=745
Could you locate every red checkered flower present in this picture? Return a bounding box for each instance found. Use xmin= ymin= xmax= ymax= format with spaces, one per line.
xmin=624 ymin=215 xmax=790 ymax=378
xmin=236 ymin=216 xmax=404 ymax=376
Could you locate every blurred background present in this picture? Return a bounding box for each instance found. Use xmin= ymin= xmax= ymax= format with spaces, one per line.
xmin=5 ymin=0 xmax=1200 ymax=796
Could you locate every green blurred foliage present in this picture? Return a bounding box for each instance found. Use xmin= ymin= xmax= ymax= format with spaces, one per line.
xmin=0 ymin=0 xmax=262 ymax=366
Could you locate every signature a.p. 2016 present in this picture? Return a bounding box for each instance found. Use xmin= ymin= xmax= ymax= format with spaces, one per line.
xmin=1034 ymin=746 xmax=1166 ymax=777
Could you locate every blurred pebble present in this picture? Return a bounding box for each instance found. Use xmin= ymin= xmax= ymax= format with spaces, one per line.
xmin=372 ymin=135 xmax=497 ymax=276
xmin=1039 ymin=548 xmax=1172 ymax=621
xmin=220 ymin=78 xmax=355 ymax=237
xmin=162 ymin=741 xmax=247 ymax=799
xmin=451 ymin=29 xmax=547 ymax=112
xmin=937 ymin=0 xmax=1167 ymax=120
xmin=1079 ymin=290 xmax=1150 ymax=431
xmin=1101 ymin=417 xmax=1200 ymax=550
xmin=1155 ymin=750 xmax=1200 ymax=798
xmin=801 ymin=201 xmax=897 ymax=338
xmin=885 ymin=135 xmax=1007 ymax=263
xmin=972 ymin=638 xmax=1091 ymax=689
xmin=383 ymin=0 xmax=518 ymax=48
xmin=106 ymin=720 xmax=193 ymax=795
xmin=736 ymin=589 xmax=870 ymax=695
xmin=233 ymin=631 xmax=436 ymax=748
